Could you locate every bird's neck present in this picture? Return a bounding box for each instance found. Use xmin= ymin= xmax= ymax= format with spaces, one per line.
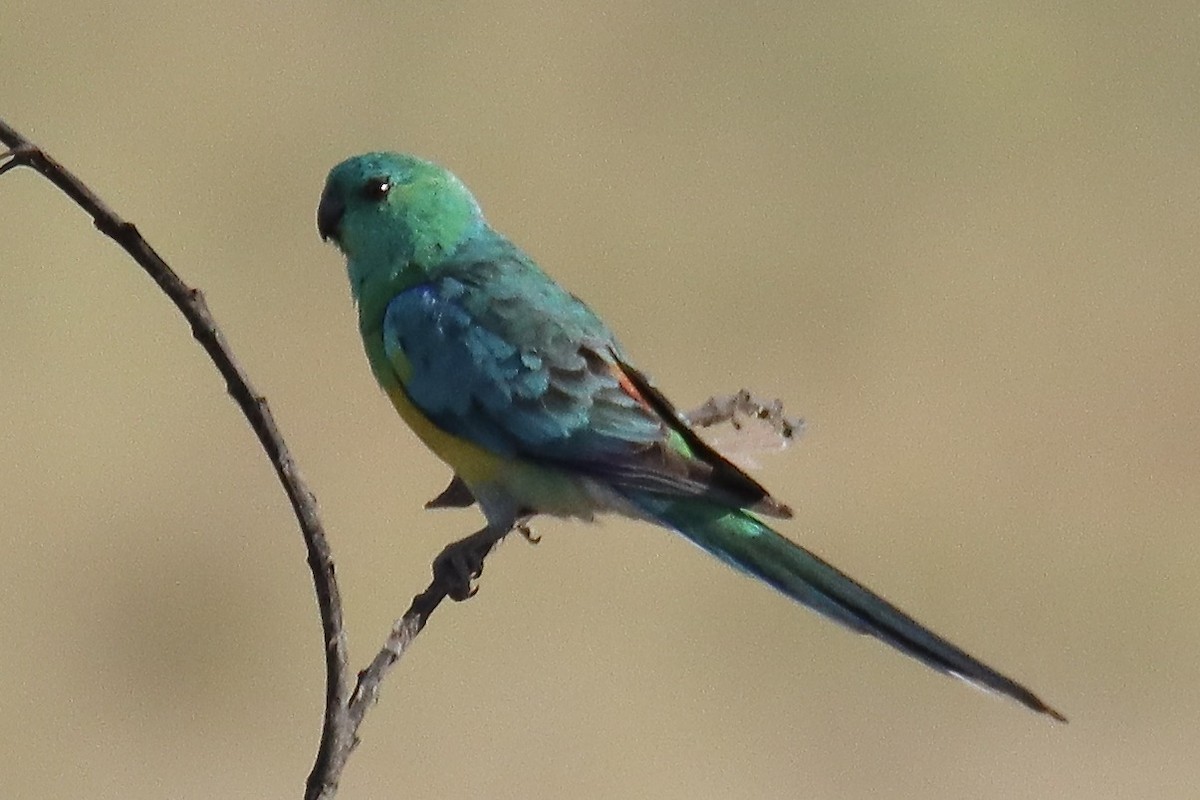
xmin=348 ymin=222 xmax=492 ymax=337
xmin=349 ymin=256 xmax=416 ymax=337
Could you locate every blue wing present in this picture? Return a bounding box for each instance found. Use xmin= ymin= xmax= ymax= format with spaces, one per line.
xmin=382 ymin=235 xmax=788 ymax=514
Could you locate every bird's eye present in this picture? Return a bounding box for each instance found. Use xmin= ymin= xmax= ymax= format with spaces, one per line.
xmin=362 ymin=176 xmax=391 ymax=202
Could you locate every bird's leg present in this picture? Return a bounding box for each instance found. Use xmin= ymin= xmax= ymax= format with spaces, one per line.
xmin=432 ymin=523 xmax=511 ymax=601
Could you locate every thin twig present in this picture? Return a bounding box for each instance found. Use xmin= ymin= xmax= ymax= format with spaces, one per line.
xmin=682 ymin=389 xmax=805 ymax=440
xmin=347 ymin=584 xmax=446 ymax=732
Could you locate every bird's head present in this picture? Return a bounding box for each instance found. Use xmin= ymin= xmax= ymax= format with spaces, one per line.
xmin=318 ymin=152 xmax=485 ymax=273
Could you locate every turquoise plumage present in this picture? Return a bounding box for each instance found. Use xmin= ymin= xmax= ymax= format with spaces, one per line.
xmin=318 ymin=151 xmax=1065 ymax=722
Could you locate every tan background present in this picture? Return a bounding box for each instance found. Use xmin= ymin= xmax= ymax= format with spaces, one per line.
xmin=2 ymin=2 xmax=1196 ymax=798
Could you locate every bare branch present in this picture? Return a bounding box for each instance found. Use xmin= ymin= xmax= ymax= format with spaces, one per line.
xmin=0 ymin=119 xmax=353 ymax=799
xmin=347 ymin=584 xmax=444 ymax=733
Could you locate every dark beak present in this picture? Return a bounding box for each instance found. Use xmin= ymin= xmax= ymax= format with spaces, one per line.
xmin=317 ymin=191 xmax=345 ymax=242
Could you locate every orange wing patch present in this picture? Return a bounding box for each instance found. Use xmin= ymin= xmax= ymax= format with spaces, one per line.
xmin=612 ymin=361 xmax=656 ymax=412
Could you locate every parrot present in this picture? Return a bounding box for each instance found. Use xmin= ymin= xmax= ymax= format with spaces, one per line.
xmin=317 ymin=151 xmax=1065 ymax=722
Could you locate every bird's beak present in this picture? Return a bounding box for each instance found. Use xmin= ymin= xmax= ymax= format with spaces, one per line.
xmin=317 ymin=191 xmax=345 ymax=243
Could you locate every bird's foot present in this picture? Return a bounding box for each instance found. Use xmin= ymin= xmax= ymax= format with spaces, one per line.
xmin=516 ymin=515 xmax=539 ymax=544
xmin=432 ymin=525 xmax=507 ymax=601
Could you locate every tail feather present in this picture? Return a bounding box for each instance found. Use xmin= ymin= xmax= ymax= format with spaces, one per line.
xmin=627 ymin=493 xmax=1066 ymax=722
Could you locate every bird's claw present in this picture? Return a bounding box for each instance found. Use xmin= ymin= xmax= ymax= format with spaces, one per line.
xmin=433 ymin=534 xmax=494 ymax=601
xmin=431 ymin=519 xmax=529 ymax=600
xmin=517 ymin=522 xmax=540 ymax=544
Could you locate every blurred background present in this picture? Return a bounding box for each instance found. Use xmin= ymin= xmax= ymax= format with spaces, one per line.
xmin=2 ymin=2 xmax=1196 ymax=798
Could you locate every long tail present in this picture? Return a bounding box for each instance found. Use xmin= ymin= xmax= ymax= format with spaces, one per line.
xmin=625 ymin=492 xmax=1066 ymax=722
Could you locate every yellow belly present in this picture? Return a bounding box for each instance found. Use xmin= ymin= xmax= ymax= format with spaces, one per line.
xmin=373 ymin=336 xmax=605 ymax=519
xmin=385 ymin=383 xmax=615 ymax=519
xmin=384 ymin=385 xmax=505 ymax=484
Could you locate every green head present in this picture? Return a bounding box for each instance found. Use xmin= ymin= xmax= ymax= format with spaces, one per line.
xmin=318 ymin=152 xmax=486 ymax=289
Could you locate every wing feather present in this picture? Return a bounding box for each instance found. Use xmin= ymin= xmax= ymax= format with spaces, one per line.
xmin=382 ymin=240 xmax=790 ymax=516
